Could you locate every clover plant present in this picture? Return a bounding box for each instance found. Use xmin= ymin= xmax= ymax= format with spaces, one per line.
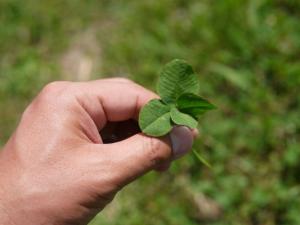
xmin=138 ymin=59 xmax=216 ymax=167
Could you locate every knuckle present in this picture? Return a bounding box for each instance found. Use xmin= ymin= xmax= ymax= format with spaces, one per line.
xmin=24 ymin=81 xmax=77 ymax=115
xmin=38 ymin=81 xmax=74 ymax=103
xmin=41 ymin=81 xmax=71 ymax=95
xmin=21 ymin=103 xmax=36 ymax=121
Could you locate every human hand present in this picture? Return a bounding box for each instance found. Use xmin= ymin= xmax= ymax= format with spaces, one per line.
xmin=0 ymin=78 xmax=195 ymax=225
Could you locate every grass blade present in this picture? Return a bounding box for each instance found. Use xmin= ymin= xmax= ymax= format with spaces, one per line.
xmin=192 ymin=148 xmax=212 ymax=169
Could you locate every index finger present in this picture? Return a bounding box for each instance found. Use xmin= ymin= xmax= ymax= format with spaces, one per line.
xmin=75 ymin=78 xmax=158 ymax=130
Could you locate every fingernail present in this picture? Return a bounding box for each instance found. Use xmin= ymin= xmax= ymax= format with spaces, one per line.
xmin=169 ymin=126 xmax=194 ymax=159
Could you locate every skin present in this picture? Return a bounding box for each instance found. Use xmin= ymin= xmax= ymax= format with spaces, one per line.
xmin=0 ymin=78 xmax=195 ymax=225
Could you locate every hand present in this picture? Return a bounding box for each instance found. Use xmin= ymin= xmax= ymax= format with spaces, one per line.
xmin=0 ymin=78 xmax=194 ymax=225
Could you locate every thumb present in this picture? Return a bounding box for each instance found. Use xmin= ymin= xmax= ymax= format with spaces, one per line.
xmin=101 ymin=126 xmax=194 ymax=186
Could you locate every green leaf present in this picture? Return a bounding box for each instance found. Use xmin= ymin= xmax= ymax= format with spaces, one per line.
xmin=138 ymin=59 xmax=216 ymax=167
xmin=192 ymin=149 xmax=212 ymax=168
xmin=177 ymin=93 xmax=216 ymax=118
xmin=157 ymin=59 xmax=200 ymax=104
xmin=170 ymin=107 xmax=198 ymax=129
xmin=138 ymin=99 xmax=173 ymax=137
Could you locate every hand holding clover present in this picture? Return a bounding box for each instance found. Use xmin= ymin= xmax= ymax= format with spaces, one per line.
xmin=0 ymin=59 xmax=215 ymax=225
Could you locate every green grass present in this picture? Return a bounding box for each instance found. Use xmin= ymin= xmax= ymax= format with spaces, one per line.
xmin=1 ymin=0 xmax=300 ymax=224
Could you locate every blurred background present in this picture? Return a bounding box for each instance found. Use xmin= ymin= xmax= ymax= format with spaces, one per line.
xmin=1 ymin=0 xmax=300 ymax=224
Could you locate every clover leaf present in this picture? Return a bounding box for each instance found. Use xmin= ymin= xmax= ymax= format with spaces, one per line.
xmin=177 ymin=93 xmax=217 ymax=119
xmin=138 ymin=59 xmax=216 ymax=166
xmin=170 ymin=107 xmax=198 ymax=129
xmin=157 ymin=59 xmax=199 ymax=104
xmin=139 ymin=99 xmax=172 ymax=137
